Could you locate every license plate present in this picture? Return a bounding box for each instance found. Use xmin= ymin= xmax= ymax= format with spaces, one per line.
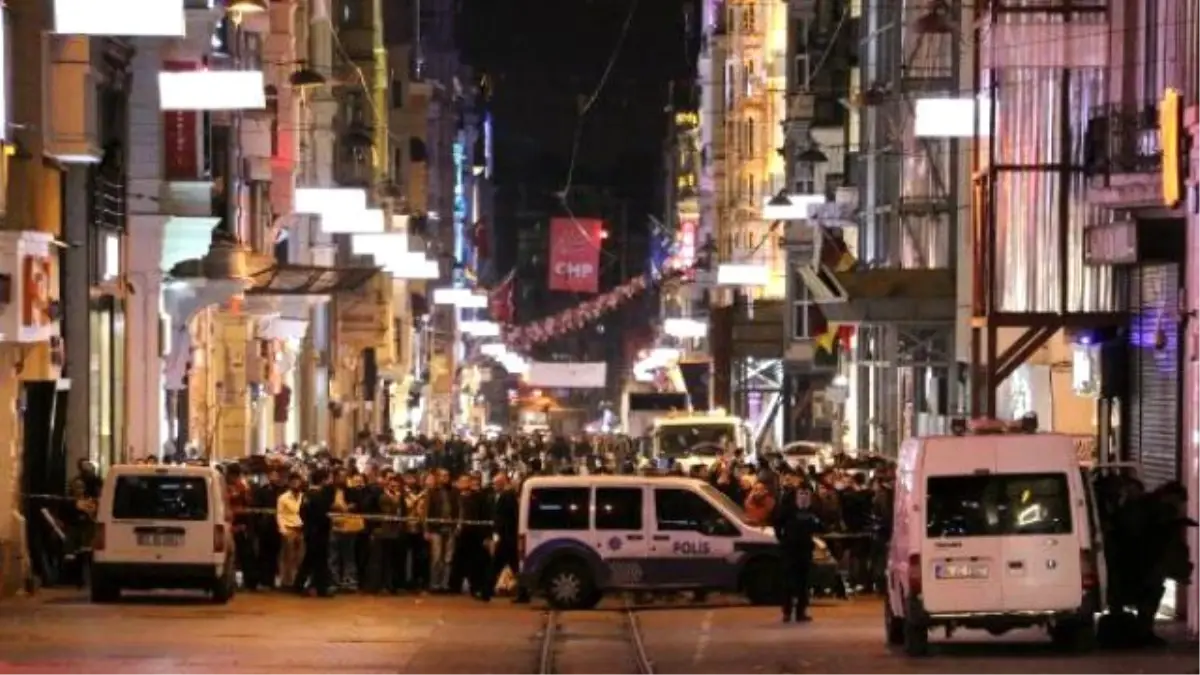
xmin=935 ymin=563 xmax=989 ymax=580
xmin=137 ymin=533 xmax=182 ymax=547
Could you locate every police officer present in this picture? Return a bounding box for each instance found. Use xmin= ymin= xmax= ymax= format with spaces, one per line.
xmin=773 ymin=473 xmax=821 ymax=623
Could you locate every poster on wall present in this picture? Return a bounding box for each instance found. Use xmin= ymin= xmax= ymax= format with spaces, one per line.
xmin=162 ymin=60 xmax=199 ymax=180
xmin=548 ymin=217 xmax=602 ymax=293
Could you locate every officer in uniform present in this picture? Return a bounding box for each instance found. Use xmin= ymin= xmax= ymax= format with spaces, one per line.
xmin=773 ymin=473 xmax=821 ymax=623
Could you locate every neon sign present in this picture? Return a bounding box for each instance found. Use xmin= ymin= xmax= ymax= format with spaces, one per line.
xmin=453 ymin=140 xmax=467 ymax=269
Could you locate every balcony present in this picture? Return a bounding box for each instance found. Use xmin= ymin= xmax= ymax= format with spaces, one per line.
xmin=1084 ymin=101 xmax=1166 ymax=209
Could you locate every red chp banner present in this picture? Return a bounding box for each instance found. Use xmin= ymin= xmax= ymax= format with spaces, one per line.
xmin=548 ymin=217 xmax=602 ymax=293
xmin=162 ymin=60 xmax=200 ymax=181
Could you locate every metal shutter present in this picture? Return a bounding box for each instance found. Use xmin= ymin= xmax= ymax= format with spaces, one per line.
xmin=1126 ymin=264 xmax=1181 ymax=489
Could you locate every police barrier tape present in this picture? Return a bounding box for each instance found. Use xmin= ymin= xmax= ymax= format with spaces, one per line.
xmin=25 ymin=495 xmax=875 ymax=537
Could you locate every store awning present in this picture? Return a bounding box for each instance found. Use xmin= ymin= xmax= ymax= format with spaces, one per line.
xmin=245 ymin=264 xmax=378 ymax=296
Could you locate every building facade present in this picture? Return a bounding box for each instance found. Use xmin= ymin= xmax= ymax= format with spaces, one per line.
xmin=1079 ymin=0 xmax=1198 ymax=633
xmin=0 ymin=0 xmax=480 ymax=596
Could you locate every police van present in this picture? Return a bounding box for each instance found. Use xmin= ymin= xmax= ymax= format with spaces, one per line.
xmin=518 ymin=475 xmax=781 ymax=609
xmin=885 ymin=420 xmax=1103 ymax=656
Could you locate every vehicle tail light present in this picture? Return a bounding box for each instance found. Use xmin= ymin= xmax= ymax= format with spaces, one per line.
xmin=1080 ymin=549 xmax=1098 ymax=590
xmin=213 ymin=524 xmax=226 ymax=553
xmin=908 ymin=553 xmax=922 ymax=596
xmin=93 ymin=523 xmax=106 ymax=552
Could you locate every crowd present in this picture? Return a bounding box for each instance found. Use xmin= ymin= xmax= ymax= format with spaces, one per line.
xmin=49 ymin=432 xmax=1193 ymax=643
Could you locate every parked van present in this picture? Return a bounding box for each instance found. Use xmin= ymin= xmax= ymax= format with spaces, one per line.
xmin=91 ymin=465 xmax=236 ymax=603
xmin=518 ymin=475 xmax=780 ymax=609
xmin=884 ymin=426 xmax=1101 ymax=655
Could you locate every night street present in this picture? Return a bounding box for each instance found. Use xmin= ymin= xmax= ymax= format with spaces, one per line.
xmin=1 ymin=592 xmax=1195 ymax=674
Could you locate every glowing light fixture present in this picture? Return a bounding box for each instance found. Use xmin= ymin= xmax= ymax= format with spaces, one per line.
xmin=480 ymin=343 xmax=508 ymax=357
xmin=433 ymin=288 xmax=473 ymax=305
xmin=54 ymin=0 xmax=185 ymax=36
xmin=460 ymin=320 xmax=501 ymax=337
xmin=386 ymin=257 xmax=439 ymax=280
xmin=716 ymin=263 xmax=770 ymax=286
xmin=351 ymin=233 xmax=409 ymax=256
xmin=294 ymin=187 xmax=368 ymax=215
xmin=228 ymin=0 xmax=269 ymax=13
xmin=158 ymin=70 xmax=267 ymax=111
xmin=663 ymin=317 xmax=708 ymax=339
xmin=914 ymin=97 xmax=992 ymax=138
xmin=762 ymin=193 xmax=825 ymax=220
xmin=321 ymin=208 xmax=386 ymax=234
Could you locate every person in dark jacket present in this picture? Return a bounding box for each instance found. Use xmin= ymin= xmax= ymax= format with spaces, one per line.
xmin=773 ymin=475 xmax=821 ymax=623
xmin=253 ymin=468 xmax=287 ymax=589
xmin=457 ymin=473 xmax=493 ymax=601
xmin=426 ymin=469 xmax=459 ymax=592
xmin=293 ymin=469 xmax=335 ymax=597
xmin=489 ymin=472 xmax=528 ymax=602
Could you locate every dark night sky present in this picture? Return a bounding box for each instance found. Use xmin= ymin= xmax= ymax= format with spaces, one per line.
xmin=462 ymin=0 xmax=696 ymax=210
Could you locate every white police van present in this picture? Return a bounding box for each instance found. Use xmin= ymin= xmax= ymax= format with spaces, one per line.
xmin=518 ymin=475 xmax=781 ymax=609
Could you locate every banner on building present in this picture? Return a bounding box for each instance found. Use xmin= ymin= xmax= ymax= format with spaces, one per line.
xmin=525 ymin=361 xmax=607 ymax=389
xmin=548 ymin=217 xmax=602 ymax=293
xmin=162 ymin=60 xmax=199 ymax=180
xmin=489 ymin=269 xmax=515 ymax=323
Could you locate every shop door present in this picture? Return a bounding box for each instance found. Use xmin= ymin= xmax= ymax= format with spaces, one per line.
xmin=1126 ymin=263 xmax=1181 ymax=489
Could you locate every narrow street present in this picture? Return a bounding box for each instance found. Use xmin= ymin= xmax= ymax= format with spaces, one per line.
xmin=1 ymin=592 xmax=1195 ymax=674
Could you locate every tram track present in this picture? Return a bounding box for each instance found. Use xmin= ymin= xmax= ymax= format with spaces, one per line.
xmin=538 ymin=600 xmax=654 ymax=674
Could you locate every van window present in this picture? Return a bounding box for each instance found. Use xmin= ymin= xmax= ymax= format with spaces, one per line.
xmin=595 ymin=487 xmax=643 ymax=530
xmin=926 ymin=473 xmax=1073 ymax=538
xmin=655 ymin=488 xmax=737 ymax=536
xmin=528 ymin=487 xmax=589 ymax=531
xmin=112 ymin=475 xmax=209 ymax=521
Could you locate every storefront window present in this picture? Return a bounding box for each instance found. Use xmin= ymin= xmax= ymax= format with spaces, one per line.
xmin=89 ymin=310 xmax=101 ymax=470
xmin=99 ymin=307 xmax=113 ymax=467
xmin=113 ymin=306 xmax=126 ymax=461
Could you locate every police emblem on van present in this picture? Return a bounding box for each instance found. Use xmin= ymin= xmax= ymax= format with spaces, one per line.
xmin=608 ymin=536 xmax=623 ymax=551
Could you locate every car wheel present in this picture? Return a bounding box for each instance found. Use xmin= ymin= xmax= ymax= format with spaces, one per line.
xmin=212 ymin=571 xmax=235 ymax=604
xmin=543 ymin=559 xmax=598 ymax=610
xmin=884 ymin=598 xmax=905 ymax=646
xmin=743 ymin=558 xmax=782 ymax=606
xmin=90 ymin=580 xmax=119 ymax=603
xmin=1050 ymin=616 xmax=1096 ymax=652
xmin=903 ymin=615 xmax=929 ymax=657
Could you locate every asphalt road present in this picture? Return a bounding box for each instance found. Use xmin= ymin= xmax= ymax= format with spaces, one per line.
xmin=0 ymin=591 xmax=1196 ymax=674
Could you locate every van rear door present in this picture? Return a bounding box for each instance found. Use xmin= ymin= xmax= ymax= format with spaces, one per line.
xmin=921 ymin=439 xmax=1004 ymax=614
xmin=995 ymin=446 xmax=1082 ymax=612
xmin=105 ymin=472 xmax=214 ymax=565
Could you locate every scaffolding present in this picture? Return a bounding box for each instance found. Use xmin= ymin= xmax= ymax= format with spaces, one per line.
xmin=792 ymin=0 xmax=962 ymax=454
xmin=970 ymin=0 xmax=1120 ymax=416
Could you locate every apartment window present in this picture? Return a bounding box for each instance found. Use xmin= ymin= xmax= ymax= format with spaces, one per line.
xmin=743 ymin=60 xmax=755 ymax=98
xmin=726 ymin=63 xmax=736 ymax=109
xmin=795 ymin=54 xmax=811 ymax=89
xmin=393 ymin=147 xmax=404 ymax=177
xmin=1140 ymin=0 xmax=1159 ymax=101
xmin=340 ymin=0 xmax=368 ymax=28
xmin=793 ymin=282 xmax=818 ymax=339
xmin=794 ymin=18 xmax=810 ymax=51
xmin=740 ymin=5 xmax=756 ymax=33
xmin=748 ymin=173 xmax=756 ymax=202
xmin=342 ymin=91 xmax=367 ymax=126
xmin=746 ymin=118 xmax=754 ymax=157
xmin=794 ymin=162 xmax=816 ymax=194
xmin=391 ymin=79 xmax=404 ymax=108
